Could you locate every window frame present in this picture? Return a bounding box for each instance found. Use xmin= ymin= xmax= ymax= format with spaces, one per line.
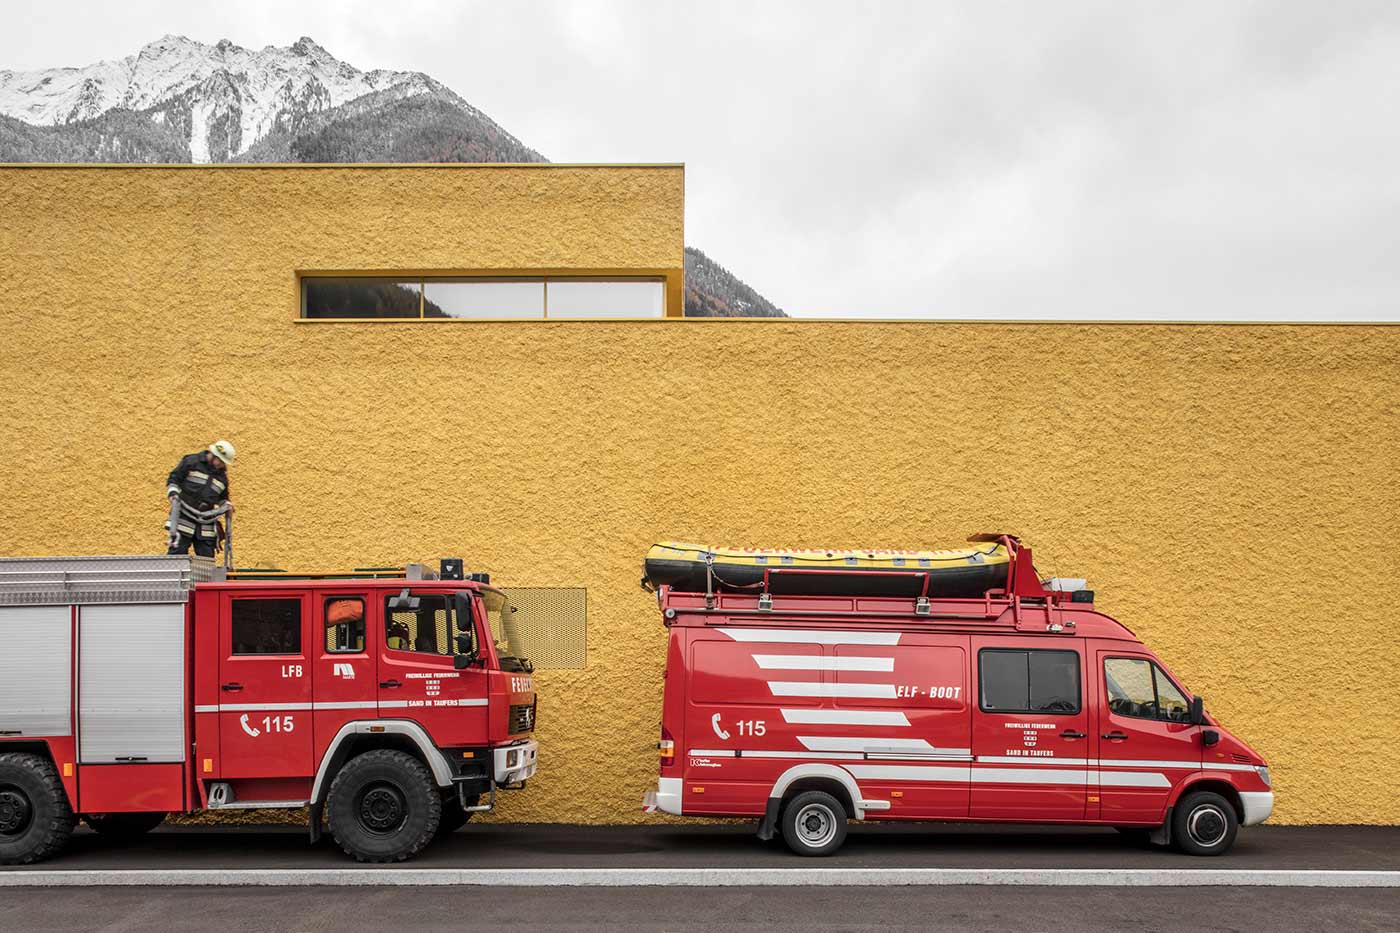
xmin=383 ymin=591 xmax=468 ymax=658
xmin=299 ymin=274 xmax=669 ymax=321
xmin=977 ymin=647 xmax=1083 ymax=716
xmin=1102 ymin=655 xmax=1193 ymax=724
xmin=229 ymin=597 xmax=303 ymax=657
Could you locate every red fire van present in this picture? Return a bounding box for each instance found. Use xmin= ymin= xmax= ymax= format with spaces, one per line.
xmin=641 ymin=536 xmax=1273 ymax=856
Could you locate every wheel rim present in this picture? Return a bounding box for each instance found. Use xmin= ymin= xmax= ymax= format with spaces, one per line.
xmin=1186 ymin=804 xmax=1228 ymax=847
xmin=793 ymin=803 xmax=837 ymax=849
xmin=0 ymin=786 xmax=33 ymax=837
xmin=357 ymin=782 xmax=408 ymax=836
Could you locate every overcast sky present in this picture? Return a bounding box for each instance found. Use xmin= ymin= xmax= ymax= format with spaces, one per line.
xmin=5 ymin=1 xmax=1399 ymax=319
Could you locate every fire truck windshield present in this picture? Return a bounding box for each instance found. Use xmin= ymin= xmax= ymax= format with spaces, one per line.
xmin=481 ymin=588 xmax=532 ymax=672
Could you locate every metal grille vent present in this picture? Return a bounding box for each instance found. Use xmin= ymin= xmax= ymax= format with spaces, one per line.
xmin=497 ymin=587 xmax=587 ymax=670
xmin=509 ymin=703 xmax=535 ymax=733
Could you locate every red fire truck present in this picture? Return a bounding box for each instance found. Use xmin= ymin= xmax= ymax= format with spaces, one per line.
xmin=642 ymin=536 xmax=1273 ymax=856
xmin=0 ymin=555 xmax=538 ymax=864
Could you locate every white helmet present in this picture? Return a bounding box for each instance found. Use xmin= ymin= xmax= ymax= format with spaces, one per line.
xmin=208 ymin=439 xmax=236 ymax=466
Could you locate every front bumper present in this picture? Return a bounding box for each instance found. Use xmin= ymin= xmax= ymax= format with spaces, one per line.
xmin=643 ymin=777 xmax=683 ymax=815
xmin=1240 ymin=791 xmax=1274 ymax=826
xmin=493 ymin=739 xmax=538 ymax=785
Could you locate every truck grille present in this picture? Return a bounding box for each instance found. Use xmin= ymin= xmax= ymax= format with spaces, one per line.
xmin=509 ymin=703 xmax=535 ymax=734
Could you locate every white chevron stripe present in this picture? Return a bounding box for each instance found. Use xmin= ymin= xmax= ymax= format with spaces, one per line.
xmin=779 ymin=709 xmax=911 ymax=726
xmin=768 ymin=682 xmax=897 ymax=698
xmin=753 ymin=655 xmax=894 ymax=672
xmin=718 ymin=627 xmax=901 ymax=646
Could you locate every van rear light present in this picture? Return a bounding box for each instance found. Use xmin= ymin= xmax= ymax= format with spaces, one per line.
xmin=658 ymin=728 xmax=675 ymax=767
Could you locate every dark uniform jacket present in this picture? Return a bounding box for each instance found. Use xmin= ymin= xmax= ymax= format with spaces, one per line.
xmin=166 ymin=453 xmax=230 ymax=509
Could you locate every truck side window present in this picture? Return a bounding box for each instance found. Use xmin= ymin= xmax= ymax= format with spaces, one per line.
xmin=324 ymin=598 xmax=365 ymax=653
xmin=978 ymin=648 xmax=1081 ymax=715
xmin=384 ymin=594 xmax=453 ymax=656
xmin=231 ymin=598 xmax=301 ymax=655
xmin=1104 ymin=657 xmax=1192 ymax=723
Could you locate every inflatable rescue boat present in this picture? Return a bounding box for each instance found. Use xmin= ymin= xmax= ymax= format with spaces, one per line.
xmin=643 ymin=539 xmax=1012 ymax=599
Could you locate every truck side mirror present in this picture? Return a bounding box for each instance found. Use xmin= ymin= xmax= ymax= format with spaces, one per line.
xmin=1189 ymin=695 xmax=1205 ymax=726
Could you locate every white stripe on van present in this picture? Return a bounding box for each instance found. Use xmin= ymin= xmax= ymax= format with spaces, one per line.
xmin=1097 ymin=770 xmax=1174 ymax=788
xmin=718 ymin=628 xmax=901 ymax=646
xmin=798 ymin=736 xmax=962 ymax=754
xmin=780 ymin=709 xmax=911 ymax=727
xmin=768 ymin=682 xmax=897 ymax=698
xmin=753 ymin=655 xmax=895 ymax=672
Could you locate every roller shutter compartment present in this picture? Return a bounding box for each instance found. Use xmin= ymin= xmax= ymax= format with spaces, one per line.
xmin=79 ymin=604 xmax=186 ymax=763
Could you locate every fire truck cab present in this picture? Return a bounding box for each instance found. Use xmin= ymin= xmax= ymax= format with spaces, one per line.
xmin=642 ymin=536 xmax=1272 ymax=857
xmin=0 ymin=555 xmax=538 ymax=864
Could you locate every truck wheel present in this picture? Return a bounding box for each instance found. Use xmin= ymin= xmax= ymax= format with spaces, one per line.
xmin=1171 ymin=791 xmax=1239 ymax=856
xmin=780 ymin=790 xmax=848 ymax=857
xmin=84 ymin=812 xmax=166 ymax=838
xmin=436 ymin=791 xmax=478 ymax=837
xmin=0 ymin=752 xmax=74 ymax=865
xmin=326 ymin=749 xmax=441 ymax=862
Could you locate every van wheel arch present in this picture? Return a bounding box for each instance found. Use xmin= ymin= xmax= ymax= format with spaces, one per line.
xmin=1173 ymin=778 xmax=1244 ymax=823
xmin=757 ymin=764 xmax=864 ymax=841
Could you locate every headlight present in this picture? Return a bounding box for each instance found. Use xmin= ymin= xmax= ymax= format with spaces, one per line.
xmin=507 ymin=749 xmax=520 ymax=768
xmin=1255 ymin=765 xmax=1271 ymax=787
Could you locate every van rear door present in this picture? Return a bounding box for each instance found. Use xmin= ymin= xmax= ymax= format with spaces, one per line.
xmin=970 ymin=639 xmax=1089 ymax=819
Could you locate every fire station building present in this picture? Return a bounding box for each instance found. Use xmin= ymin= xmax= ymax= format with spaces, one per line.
xmin=0 ymin=163 xmax=1396 ymax=826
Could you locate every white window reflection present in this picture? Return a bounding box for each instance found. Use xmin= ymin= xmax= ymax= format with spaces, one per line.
xmin=425 ymin=280 xmax=544 ymax=319
xmin=546 ymin=280 xmax=664 ymax=319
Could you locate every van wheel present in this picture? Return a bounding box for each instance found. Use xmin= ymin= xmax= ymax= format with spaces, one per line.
xmin=0 ymin=752 xmax=74 ymax=865
xmin=436 ymin=791 xmax=478 ymax=836
xmin=85 ymin=812 xmax=166 ymax=838
xmin=327 ymin=750 xmax=441 ymax=862
xmin=780 ymin=790 xmax=848 ymax=857
xmin=1172 ymin=791 xmax=1238 ymax=856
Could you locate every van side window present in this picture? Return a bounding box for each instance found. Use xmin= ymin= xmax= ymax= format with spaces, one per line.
xmin=230 ymin=598 xmax=301 ymax=655
xmin=324 ymin=597 xmax=365 ymax=653
xmin=1104 ymin=657 xmax=1192 ymax=723
xmin=978 ymin=648 xmax=1081 ymax=715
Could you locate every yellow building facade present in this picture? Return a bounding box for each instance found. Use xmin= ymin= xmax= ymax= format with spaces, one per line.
xmin=0 ymin=165 xmax=1396 ymax=825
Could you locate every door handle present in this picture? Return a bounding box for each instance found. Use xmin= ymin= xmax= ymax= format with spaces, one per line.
xmin=220 ymin=682 xmax=243 ymax=692
xmin=379 ymin=679 xmax=401 ymax=689
xmin=1060 ymin=730 xmax=1086 ymax=739
xmin=1102 ymin=731 xmax=1128 ymax=741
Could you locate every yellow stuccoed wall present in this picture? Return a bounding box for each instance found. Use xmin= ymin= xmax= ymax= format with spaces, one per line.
xmin=2 ymin=166 xmax=1398 ymax=826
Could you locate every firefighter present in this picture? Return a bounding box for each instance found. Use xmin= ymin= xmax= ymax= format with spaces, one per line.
xmin=166 ymin=440 xmax=235 ymax=557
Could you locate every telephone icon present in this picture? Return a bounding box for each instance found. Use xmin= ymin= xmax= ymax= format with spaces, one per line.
xmin=711 ymin=713 xmax=730 ymax=740
xmin=239 ymin=714 xmax=260 ymax=738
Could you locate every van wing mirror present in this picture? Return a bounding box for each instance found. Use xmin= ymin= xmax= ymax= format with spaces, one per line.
xmin=452 ymin=593 xmax=479 ymax=663
xmin=1189 ymin=695 xmax=1205 ymax=726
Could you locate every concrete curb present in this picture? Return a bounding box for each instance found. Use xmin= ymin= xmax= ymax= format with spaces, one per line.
xmin=1 ymin=868 xmax=1398 ymax=887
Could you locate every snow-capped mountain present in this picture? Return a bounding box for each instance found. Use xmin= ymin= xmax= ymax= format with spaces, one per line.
xmin=0 ymin=34 xmax=782 ymax=316
xmin=0 ymin=34 xmax=524 ymax=163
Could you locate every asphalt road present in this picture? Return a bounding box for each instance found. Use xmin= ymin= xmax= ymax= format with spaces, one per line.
xmin=2 ymin=822 xmax=1395 ymax=873
xmin=1 ymin=884 xmax=1396 ymax=932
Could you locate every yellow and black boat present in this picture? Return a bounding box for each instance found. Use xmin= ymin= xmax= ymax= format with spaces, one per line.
xmin=643 ymin=538 xmax=1013 ymax=599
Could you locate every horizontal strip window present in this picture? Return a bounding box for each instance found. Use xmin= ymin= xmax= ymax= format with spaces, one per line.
xmin=302 ymin=276 xmax=665 ymax=320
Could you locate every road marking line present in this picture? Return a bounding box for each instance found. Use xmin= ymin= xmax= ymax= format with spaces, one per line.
xmin=0 ymin=869 xmax=1396 ymax=887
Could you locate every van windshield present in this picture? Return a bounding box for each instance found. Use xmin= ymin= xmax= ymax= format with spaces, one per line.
xmin=481 ymin=588 xmax=532 ymax=672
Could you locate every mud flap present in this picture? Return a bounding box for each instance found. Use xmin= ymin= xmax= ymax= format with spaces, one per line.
xmin=1150 ymin=807 xmax=1171 ymax=846
xmin=756 ymin=797 xmax=781 ymax=841
xmin=308 ymin=801 xmax=323 ymax=844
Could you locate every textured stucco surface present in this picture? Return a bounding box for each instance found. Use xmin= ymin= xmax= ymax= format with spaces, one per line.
xmin=1 ymin=166 xmax=1397 ymax=826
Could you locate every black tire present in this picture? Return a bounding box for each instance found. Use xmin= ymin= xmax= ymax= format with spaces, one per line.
xmin=326 ymin=749 xmax=441 ymax=862
xmin=436 ymin=791 xmax=478 ymax=837
xmin=1172 ymin=791 xmax=1239 ymax=856
xmin=84 ymin=812 xmax=167 ymax=838
xmin=0 ymin=752 xmax=74 ymax=865
xmin=779 ymin=790 xmax=848 ymax=857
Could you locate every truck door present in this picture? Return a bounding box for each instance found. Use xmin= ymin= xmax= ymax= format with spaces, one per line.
xmin=217 ymin=591 xmax=314 ymax=779
xmin=378 ymin=590 xmax=490 ymax=748
xmin=970 ymin=638 xmax=1089 ymax=820
xmin=1095 ymin=651 xmax=1202 ymax=822
xmin=312 ymin=591 xmax=379 ymax=767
